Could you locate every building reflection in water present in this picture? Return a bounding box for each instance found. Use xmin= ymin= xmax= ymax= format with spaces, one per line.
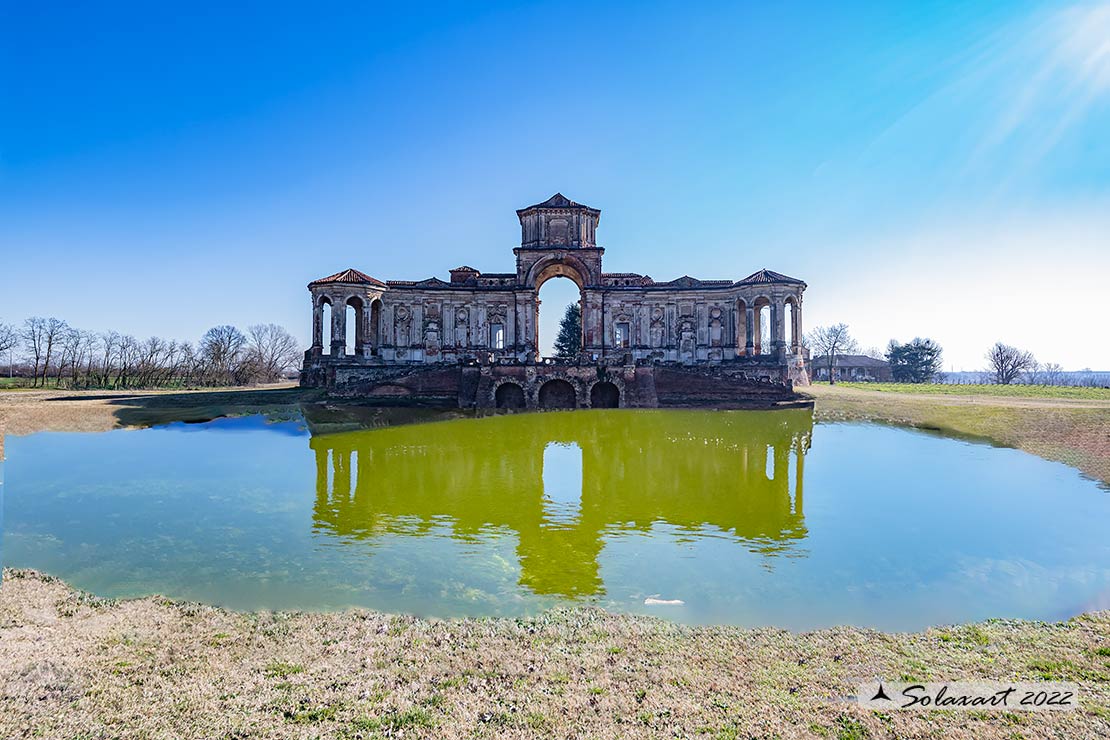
xmin=311 ymin=409 xmax=812 ymax=599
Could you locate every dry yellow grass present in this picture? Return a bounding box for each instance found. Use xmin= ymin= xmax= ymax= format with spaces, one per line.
xmin=2 ymin=570 xmax=1108 ymax=739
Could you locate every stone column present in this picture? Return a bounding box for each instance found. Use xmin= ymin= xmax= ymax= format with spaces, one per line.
xmin=745 ymin=306 xmax=755 ymax=355
xmin=771 ymin=301 xmax=785 ymax=357
xmin=311 ymin=300 xmax=323 ymax=350
xmin=792 ymin=300 xmax=802 ymax=353
xmin=331 ymin=301 xmax=347 ymax=356
xmin=359 ymin=302 xmax=372 ymax=357
xmin=752 ymin=306 xmax=761 ymax=355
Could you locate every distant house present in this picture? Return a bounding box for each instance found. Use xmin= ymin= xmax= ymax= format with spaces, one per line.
xmin=809 ymin=354 xmax=892 ymax=382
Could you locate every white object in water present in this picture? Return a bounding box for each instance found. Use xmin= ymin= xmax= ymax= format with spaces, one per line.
xmin=644 ymin=596 xmax=685 ymax=606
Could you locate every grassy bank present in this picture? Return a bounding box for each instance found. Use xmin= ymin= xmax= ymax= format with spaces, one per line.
xmin=836 ymin=382 xmax=1110 ymax=401
xmin=1 ymin=570 xmax=1108 ymax=739
xmin=804 ymin=384 xmax=1110 ymax=486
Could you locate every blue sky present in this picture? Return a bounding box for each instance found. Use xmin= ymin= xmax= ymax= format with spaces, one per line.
xmin=2 ymin=1 xmax=1108 ymax=369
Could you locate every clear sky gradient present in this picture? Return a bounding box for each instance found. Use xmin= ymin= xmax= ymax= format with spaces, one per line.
xmin=3 ymin=1 xmax=1108 ymax=369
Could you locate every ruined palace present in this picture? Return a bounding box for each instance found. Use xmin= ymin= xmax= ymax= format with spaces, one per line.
xmin=301 ymin=194 xmax=809 ymax=409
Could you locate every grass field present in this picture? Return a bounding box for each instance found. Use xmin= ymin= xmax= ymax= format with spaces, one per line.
xmin=805 ymin=384 xmax=1110 ymax=485
xmin=836 ymin=381 xmax=1110 ymax=400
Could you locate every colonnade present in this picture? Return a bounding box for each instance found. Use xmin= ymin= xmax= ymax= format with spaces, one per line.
xmin=311 ymin=296 xmax=381 ymax=358
xmin=739 ymin=297 xmax=802 ymax=358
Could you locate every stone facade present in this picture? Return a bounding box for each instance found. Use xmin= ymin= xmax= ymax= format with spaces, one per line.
xmin=302 ymin=194 xmax=809 ymax=408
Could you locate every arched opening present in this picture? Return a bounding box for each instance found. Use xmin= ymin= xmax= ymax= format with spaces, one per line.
xmin=590 ymin=381 xmax=619 ymax=408
xmin=753 ymin=297 xmax=771 ymax=356
xmin=495 ymin=382 xmax=526 ymax=409
xmin=321 ymin=298 xmax=333 ymax=355
xmin=369 ymin=299 xmax=382 ymax=354
xmin=346 ymin=296 xmax=365 ymax=356
xmin=783 ymin=298 xmax=796 ymax=352
xmin=538 ymin=379 xmax=577 ymax=409
xmin=537 ymin=276 xmax=582 ymax=360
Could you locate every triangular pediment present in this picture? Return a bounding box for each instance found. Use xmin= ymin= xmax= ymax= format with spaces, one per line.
xmin=737 ymin=268 xmax=805 ymax=285
xmin=309 ymin=268 xmax=385 ymax=287
xmin=519 ymin=192 xmax=595 ymax=211
xmin=414 ymin=277 xmax=451 ymax=288
xmin=666 ymin=275 xmax=702 ymax=288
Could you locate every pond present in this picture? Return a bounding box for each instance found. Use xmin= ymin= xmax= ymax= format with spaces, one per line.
xmin=2 ymin=409 xmax=1108 ymax=630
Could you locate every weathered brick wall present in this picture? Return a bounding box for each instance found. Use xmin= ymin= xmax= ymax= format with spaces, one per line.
xmin=653 ymin=366 xmax=796 ymax=408
xmin=308 ymin=361 xmax=802 ymax=410
xmin=330 ymin=365 xmax=463 ymax=406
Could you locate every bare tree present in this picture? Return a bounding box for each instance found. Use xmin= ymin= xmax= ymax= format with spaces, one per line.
xmin=246 ymin=323 xmax=302 ymax=383
xmin=38 ymin=317 xmax=69 ymax=387
xmin=200 ymin=325 xmax=247 ymax=386
xmin=80 ymin=330 xmax=101 ymax=388
xmin=0 ymin=321 xmax=16 ymax=375
xmin=55 ymin=327 xmax=88 ymax=388
xmin=806 ymin=323 xmax=859 ymax=384
xmin=1041 ymin=362 xmax=1065 ymax=386
xmin=5 ymin=315 xmax=300 ymax=389
xmin=98 ymin=331 xmax=120 ymax=388
xmin=113 ymin=335 xmax=140 ymax=388
xmin=22 ymin=317 xmax=48 ymax=385
xmin=20 ymin=317 xmax=67 ymax=386
xmin=179 ymin=342 xmax=200 ymax=387
xmin=1026 ymin=360 xmax=1043 ymax=385
xmin=985 ymin=342 xmax=1037 ymax=385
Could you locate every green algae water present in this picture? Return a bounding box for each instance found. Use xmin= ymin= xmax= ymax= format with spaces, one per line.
xmin=2 ymin=409 xmax=1108 ymax=630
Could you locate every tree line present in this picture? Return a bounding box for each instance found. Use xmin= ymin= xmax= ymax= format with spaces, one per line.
xmin=805 ymin=323 xmax=1077 ymax=386
xmin=0 ymin=317 xmax=302 ymax=389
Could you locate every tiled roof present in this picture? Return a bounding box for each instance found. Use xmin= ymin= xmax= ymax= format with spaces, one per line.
xmin=736 ymin=268 xmax=805 ymax=285
xmin=450 ymin=265 xmax=479 ymax=272
xmin=518 ymin=192 xmax=596 ymax=211
xmin=309 ymin=268 xmax=385 ymax=287
xmin=662 ymin=275 xmax=702 ymax=288
xmin=828 ymin=354 xmax=889 ymax=367
xmin=654 ymin=276 xmax=732 ymax=288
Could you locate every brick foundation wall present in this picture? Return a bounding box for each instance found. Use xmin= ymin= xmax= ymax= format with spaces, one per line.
xmin=304 ymin=361 xmax=802 ymax=410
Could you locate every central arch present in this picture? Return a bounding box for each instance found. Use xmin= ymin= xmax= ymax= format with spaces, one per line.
xmin=526 ymin=254 xmax=591 ymax=291
xmin=538 ymin=379 xmax=577 ymax=409
xmin=531 ymin=257 xmax=589 ymax=362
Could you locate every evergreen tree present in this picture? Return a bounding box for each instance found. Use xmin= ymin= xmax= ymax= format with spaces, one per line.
xmin=553 ymin=303 xmax=581 ymax=357
xmin=886 ymin=337 xmax=944 ymax=383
